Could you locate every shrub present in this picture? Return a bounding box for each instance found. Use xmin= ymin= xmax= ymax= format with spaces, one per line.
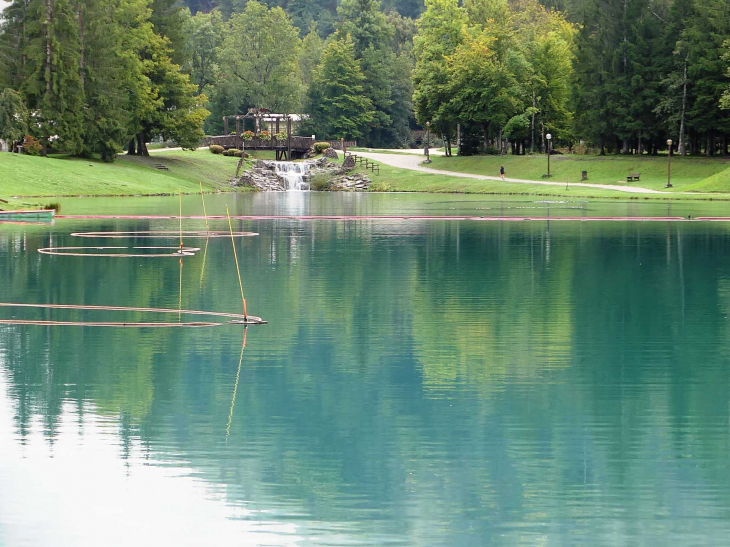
xmin=310 ymin=173 xmax=335 ymax=191
xmin=233 ymin=150 xmax=248 ymax=158
xmin=259 ymin=130 xmax=271 ymax=141
xmin=22 ymin=135 xmax=42 ymax=156
xmin=209 ymin=144 xmax=224 ymax=154
xmin=242 ymin=131 xmax=254 ymax=141
xmin=314 ymin=142 xmax=331 ymax=154
xmin=369 ymin=181 xmax=392 ymax=192
xmin=275 ymin=132 xmax=287 ymax=141
xmin=41 ymin=202 xmax=61 ymax=212
xmin=484 ymin=145 xmax=499 ymax=155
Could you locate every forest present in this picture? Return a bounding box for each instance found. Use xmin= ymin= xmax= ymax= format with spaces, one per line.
xmin=0 ymin=0 xmax=729 ymax=160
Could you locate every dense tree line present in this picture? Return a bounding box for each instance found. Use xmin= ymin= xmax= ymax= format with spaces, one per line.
xmin=0 ymin=0 xmax=207 ymax=160
xmin=2 ymin=0 xmax=730 ymax=159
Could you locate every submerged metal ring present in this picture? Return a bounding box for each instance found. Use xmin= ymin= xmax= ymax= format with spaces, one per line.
xmin=0 ymin=302 xmax=267 ymax=327
xmin=70 ymin=231 xmax=258 ymax=239
xmin=37 ymin=246 xmax=201 ymax=257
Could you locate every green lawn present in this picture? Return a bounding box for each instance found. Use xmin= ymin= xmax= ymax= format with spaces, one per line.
xmin=0 ymin=149 xmax=262 ymax=210
xmin=352 ymin=159 xmax=730 ymax=201
xmin=426 ymin=154 xmax=730 ymax=192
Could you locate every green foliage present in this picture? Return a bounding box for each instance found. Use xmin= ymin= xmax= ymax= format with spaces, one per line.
xmin=307 ymin=35 xmax=374 ymax=140
xmin=22 ymin=134 xmax=42 ymax=155
xmin=314 ymin=142 xmax=331 ymax=153
xmin=209 ymin=144 xmax=224 ymax=154
xmin=242 ymin=131 xmax=254 ymax=141
xmin=310 ymin=172 xmax=335 ymax=190
xmin=217 ymin=1 xmax=303 ymax=113
xmin=275 ymin=132 xmax=288 ymax=141
xmin=258 ymin=130 xmax=272 ymax=141
xmin=0 ymin=88 xmax=28 ymax=144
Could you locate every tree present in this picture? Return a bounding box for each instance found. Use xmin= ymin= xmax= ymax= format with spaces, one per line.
xmin=126 ymin=30 xmax=209 ymax=156
xmin=183 ymin=9 xmax=223 ymax=96
xmin=217 ymin=1 xmax=303 ymax=113
xmin=307 ymin=35 xmax=374 ymax=140
xmin=0 ymin=88 xmax=28 ymax=146
xmin=22 ymin=0 xmax=84 ymax=155
xmin=412 ymin=0 xmax=467 ymax=153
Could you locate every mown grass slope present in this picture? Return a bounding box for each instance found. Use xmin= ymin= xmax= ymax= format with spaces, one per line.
xmin=425 ymin=154 xmax=730 ymax=192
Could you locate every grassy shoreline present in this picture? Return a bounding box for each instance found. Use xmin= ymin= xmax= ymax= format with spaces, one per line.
xmin=4 ymin=149 xmax=730 ymax=209
xmin=0 ymin=149 xmax=261 ymax=210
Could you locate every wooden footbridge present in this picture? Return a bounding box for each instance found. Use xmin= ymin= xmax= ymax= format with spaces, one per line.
xmin=204 ymin=111 xmax=314 ymax=160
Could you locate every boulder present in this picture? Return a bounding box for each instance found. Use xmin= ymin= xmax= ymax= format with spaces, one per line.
xmin=341 ymin=155 xmax=356 ymax=172
xmin=323 ymin=147 xmax=339 ymax=159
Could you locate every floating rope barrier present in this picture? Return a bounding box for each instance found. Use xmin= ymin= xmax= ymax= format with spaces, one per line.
xmin=69 ymin=231 xmax=258 ymax=239
xmin=0 ymin=303 xmax=267 ymax=327
xmin=57 ymin=214 xmax=703 ymax=222
xmin=37 ymin=246 xmax=201 ymax=257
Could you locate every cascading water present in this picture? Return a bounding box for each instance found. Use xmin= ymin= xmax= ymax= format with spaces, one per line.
xmin=274 ymin=162 xmax=311 ymax=191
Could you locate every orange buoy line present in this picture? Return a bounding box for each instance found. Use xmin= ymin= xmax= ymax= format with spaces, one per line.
xmin=55 ymin=215 xmax=712 ymax=222
xmin=0 ymin=302 xmax=267 ymax=326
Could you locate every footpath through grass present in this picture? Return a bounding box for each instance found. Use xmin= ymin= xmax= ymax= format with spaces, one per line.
xmin=0 ymin=149 xmax=267 ymax=210
xmin=426 ymin=154 xmax=730 ymax=192
xmin=349 ymin=156 xmax=730 ymax=201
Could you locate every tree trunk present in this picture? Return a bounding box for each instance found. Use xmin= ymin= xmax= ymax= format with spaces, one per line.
xmin=19 ymin=0 xmax=28 ymax=79
xmin=456 ymin=123 xmax=461 ymax=156
xmin=530 ymin=87 xmax=536 ymax=153
xmin=483 ymin=123 xmax=488 ymax=151
xmin=78 ymin=3 xmax=84 ymax=89
xmin=137 ymin=133 xmax=149 ymax=157
xmin=679 ymin=55 xmax=688 ymax=156
xmin=622 ymin=138 xmax=630 ymax=154
xmin=45 ymin=0 xmax=52 ymax=93
xmin=722 ymin=134 xmax=728 ymax=157
xmin=599 ymin=137 xmax=605 ymax=156
xmin=127 ymin=139 xmax=136 ymax=155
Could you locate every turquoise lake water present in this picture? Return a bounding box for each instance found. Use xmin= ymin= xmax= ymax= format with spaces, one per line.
xmin=2 ymin=193 xmax=730 ymax=546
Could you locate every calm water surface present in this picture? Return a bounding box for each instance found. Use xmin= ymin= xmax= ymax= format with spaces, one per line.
xmin=2 ymin=193 xmax=730 ymax=546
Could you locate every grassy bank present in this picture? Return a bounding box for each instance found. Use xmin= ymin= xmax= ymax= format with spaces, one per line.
xmin=425 ymin=154 xmax=730 ymax=192
xmin=348 ymin=159 xmax=730 ymax=201
xmin=0 ymin=149 xmax=278 ymax=210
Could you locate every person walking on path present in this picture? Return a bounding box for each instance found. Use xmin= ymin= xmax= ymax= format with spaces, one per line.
xmin=500 ymin=165 xmax=505 ymax=180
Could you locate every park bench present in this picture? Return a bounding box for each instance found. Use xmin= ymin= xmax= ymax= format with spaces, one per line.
xmin=152 ymin=163 xmax=170 ymax=171
xmin=626 ymin=172 xmax=640 ymax=182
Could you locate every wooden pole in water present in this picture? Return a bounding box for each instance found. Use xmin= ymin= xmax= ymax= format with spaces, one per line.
xmin=226 ymin=327 xmax=247 ymax=441
xmin=178 ymin=189 xmax=183 ymax=252
xmin=226 ymin=206 xmax=247 ymax=319
xmin=199 ymin=182 xmax=209 ymax=232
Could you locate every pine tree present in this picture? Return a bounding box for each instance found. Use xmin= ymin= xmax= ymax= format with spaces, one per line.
xmin=308 ymin=35 xmax=374 ymax=140
xmin=22 ymin=0 xmax=84 ymax=154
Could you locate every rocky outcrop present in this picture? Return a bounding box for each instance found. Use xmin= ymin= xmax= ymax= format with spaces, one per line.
xmin=328 ymin=173 xmax=372 ymax=191
xmin=323 ymin=147 xmax=339 ymax=159
xmin=341 ymin=155 xmax=356 ymax=171
xmin=232 ymin=157 xmax=341 ymax=191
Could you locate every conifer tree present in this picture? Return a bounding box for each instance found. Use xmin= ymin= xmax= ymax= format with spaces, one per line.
xmin=307 ymin=35 xmax=374 ymax=140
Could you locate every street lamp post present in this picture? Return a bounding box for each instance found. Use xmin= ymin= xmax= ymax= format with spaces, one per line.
xmin=425 ymin=122 xmax=431 ymax=164
xmin=666 ymin=139 xmax=673 ymax=188
xmin=546 ymin=133 xmax=552 ymax=177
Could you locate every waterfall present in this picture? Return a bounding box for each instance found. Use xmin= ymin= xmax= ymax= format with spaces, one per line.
xmin=274 ymin=162 xmax=311 ymax=191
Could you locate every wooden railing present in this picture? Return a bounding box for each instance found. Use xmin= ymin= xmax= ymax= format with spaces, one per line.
xmin=203 ymin=135 xmax=315 ymax=150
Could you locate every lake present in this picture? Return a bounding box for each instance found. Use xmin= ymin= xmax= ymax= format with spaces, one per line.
xmin=2 ymin=193 xmax=730 ymax=546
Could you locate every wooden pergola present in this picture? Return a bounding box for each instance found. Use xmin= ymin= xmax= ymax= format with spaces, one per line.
xmin=223 ymin=110 xmax=297 ymax=161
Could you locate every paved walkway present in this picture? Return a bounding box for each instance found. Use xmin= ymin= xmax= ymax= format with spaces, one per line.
xmin=355 ymin=151 xmax=677 ymax=195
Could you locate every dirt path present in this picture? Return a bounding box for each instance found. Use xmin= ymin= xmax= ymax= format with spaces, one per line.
xmin=355 ymin=151 xmax=681 ymax=195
